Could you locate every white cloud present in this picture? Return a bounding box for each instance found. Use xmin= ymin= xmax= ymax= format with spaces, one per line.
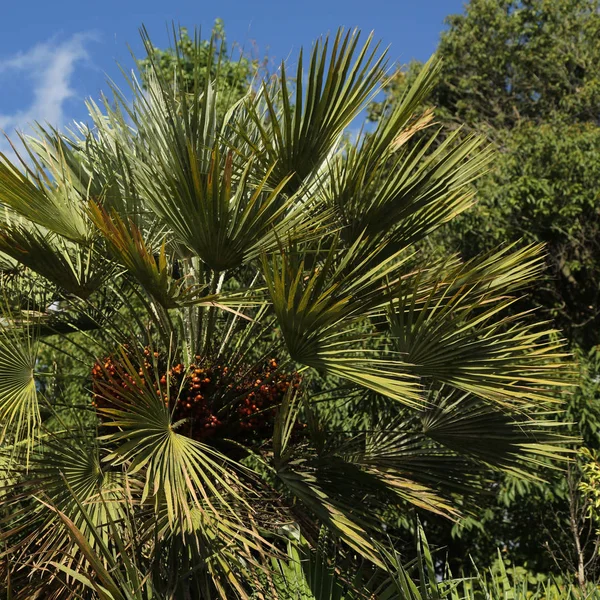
xmin=0 ymin=33 xmax=93 ymax=157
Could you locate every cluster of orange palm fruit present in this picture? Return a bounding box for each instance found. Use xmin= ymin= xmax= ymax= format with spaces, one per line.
xmin=91 ymin=347 xmax=300 ymax=442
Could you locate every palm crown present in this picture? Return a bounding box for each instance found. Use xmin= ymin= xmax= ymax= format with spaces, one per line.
xmin=0 ymin=28 xmax=570 ymax=598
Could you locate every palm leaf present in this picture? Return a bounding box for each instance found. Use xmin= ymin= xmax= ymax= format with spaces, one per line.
xmin=0 ymin=301 xmax=39 ymax=456
xmin=238 ymin=28 xmax=387 ymax=194
xmin=262 ymin=240 xmax=422 ymax=407
xmin=89 ymin=203 xmax=215 ymax=308
xmin=388 ymin=245 xmax=572 ymax=407
xmin=0 ymin=135 xmax=90 ymax=242
xmin=419 ymin=388 xmax=574 ymax=476
xmin=0 ymin=221 xmax=107 ymax=299
xmin=95 ymin=345 xmax=271 ymax=556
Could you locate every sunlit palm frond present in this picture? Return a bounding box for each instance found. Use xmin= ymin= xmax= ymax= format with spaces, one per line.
xmin=327 ymin=127 xmax=491 ymax=252
xmin=0 ymin=303 xmax=39 ymax=457
xmin=419 ymin=388 xmax=573 ymax=475
xmin=89 ymin=203 xmax=214 ymax=308
xmin=262 ymin=240 xmax=422 ymax=407
xmin=238 ymin=28 xmax=387 ymax=193
xmin=388 ymin=246 xmax=571 ymax=407
xmin=94 ymin=347 xmax=267 ymax=541
xmin=0 ymin=135 xmax=91 ymax=242
xmin=0 ymin=221 xmax=107 ymax=299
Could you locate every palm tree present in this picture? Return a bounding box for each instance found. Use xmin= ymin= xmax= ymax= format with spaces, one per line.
xmin=0 ymin=28 xmax=571 ymax=598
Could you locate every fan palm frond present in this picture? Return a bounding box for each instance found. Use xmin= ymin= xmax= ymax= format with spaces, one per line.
xmin=0 ymin=221 xmax=107 ymax=299
xmin=238 ymin=28 xmax=387 ymax=193
xmin=0 ymin=302 xmax=39 ymax=456
xmin=0 ymin=136 xmax=91 ymax=242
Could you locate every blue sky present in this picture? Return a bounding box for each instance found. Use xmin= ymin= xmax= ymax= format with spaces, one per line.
xmin=0 ymin=0 xmax=465 ymax=154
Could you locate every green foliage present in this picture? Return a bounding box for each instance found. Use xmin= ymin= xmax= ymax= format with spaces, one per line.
xmin=433 ymin=0 xmax=600 ymax=129
xmin=0 ymin=303 xmax=39 ymax=455
xmin=369 ymin=2 xmax=600 ymax=348
xmin=23 ymin=506 xmax=600 ymax=600
xmin=580 ymin=448 xmax=600 ymax=528
xmin=370 ymin=0 xmax=600 ymax=130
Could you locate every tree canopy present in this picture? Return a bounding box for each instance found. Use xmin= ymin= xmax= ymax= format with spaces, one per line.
xmin=370 ymin=0 xmax=600 ymax=130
